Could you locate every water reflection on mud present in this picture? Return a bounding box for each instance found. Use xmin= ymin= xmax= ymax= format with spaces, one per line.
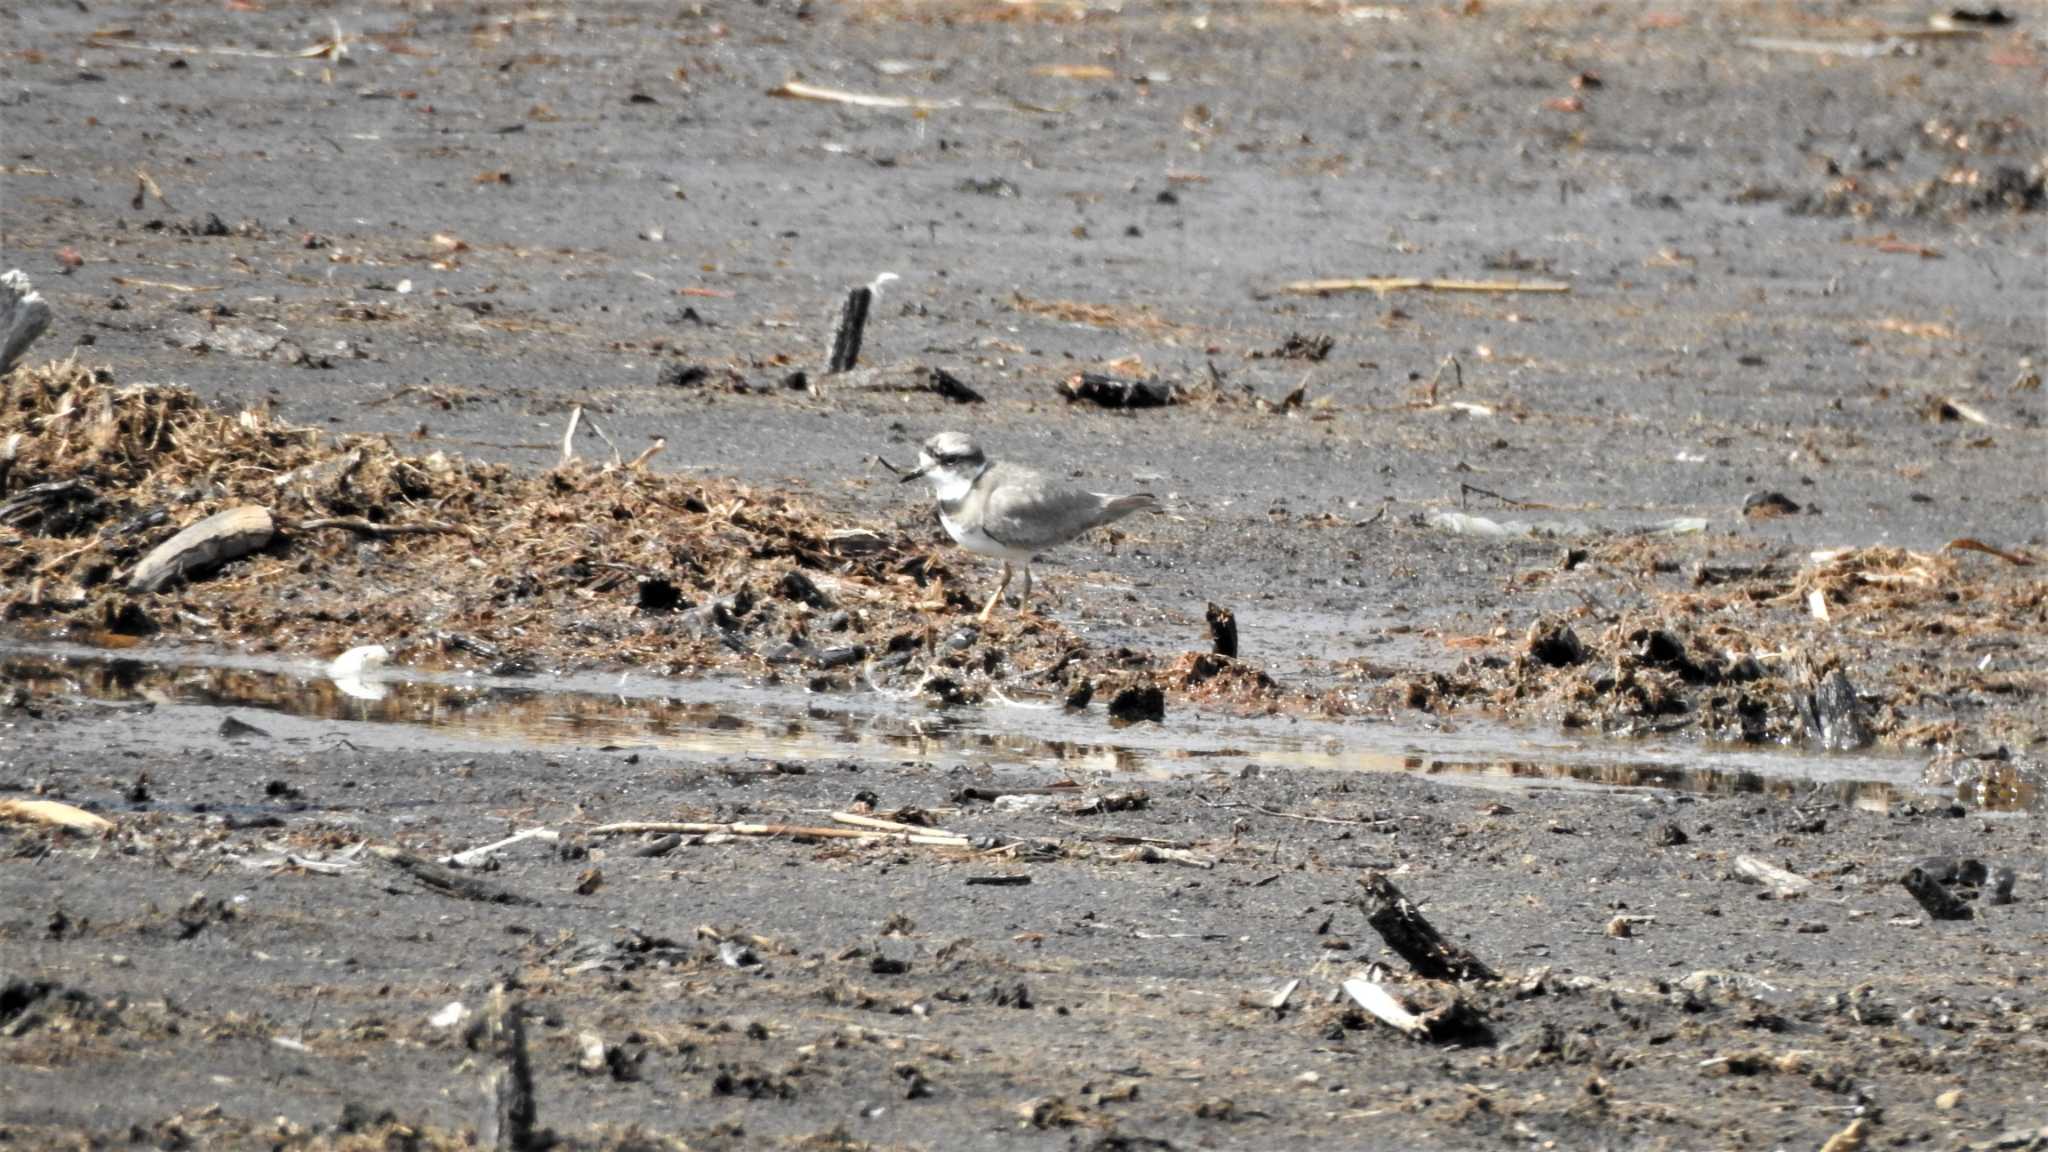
xmin=3 ymin=642 xmax=2031 ymax=811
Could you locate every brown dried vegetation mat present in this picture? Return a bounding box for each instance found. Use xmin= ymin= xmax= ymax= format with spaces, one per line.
xmin=0 ymin=360 xmax=1256 ymax=710
xmin=1357 ymin=535 xmax=2045 ymax=797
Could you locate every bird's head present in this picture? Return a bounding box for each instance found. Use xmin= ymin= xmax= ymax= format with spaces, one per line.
xmin=902 ymin=431 xmax=987 ymax=490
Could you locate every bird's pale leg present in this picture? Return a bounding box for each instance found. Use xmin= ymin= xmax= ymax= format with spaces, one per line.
xmin=1017 ymin=564 xmax=1034 ymax=611
xmin=978 ymin=562 xmax=1012 ymax=622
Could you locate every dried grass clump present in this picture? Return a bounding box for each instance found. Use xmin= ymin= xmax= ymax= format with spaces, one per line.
xmin=3 ymin=359 xmax=511 ymax=605
xmin=0 ymin=361 xmax=1249 ymax=709
xmin=1355 ymin=528 xmax=2046 ymax=756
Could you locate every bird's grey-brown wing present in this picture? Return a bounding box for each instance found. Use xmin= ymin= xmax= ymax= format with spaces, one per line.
xmin=976 ymin=462 xmax=1119 ymax=552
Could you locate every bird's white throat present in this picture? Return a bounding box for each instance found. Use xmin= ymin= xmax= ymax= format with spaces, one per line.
xmin=926 ymin=463 xmax=982 ymax=503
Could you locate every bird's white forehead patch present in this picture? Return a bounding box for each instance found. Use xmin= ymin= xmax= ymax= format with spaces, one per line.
xmin=923 ymin=431 xmax=979 ymax=459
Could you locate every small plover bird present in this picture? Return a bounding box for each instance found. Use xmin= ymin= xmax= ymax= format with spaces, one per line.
xmin=902 ymin=431 xmax=1156 ymax=620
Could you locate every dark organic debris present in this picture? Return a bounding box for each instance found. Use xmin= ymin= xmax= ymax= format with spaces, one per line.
xmin=1065 ymin=678 xmax=1095 ymax=710
xmin=777 ymin=569 xmax=834 ymax=610
xmin=370 ymin=846 xmax=534 ymax=905
xmin=1175 ymin=651 xmax=1276 ymax=700
xmin=1205 ymin=602 xmax=1238 ymax=658
xmin=479 ymin=989 xmax=541 ymax=1151
xmin=1901 ymin=857 xmax=1981 ymax=921
xmin=712 ymin=1065 xmax=796 ymax=1100
xmin=1353 ymin=871 xmax=1497 ymax=983
xmin=1630 ymin=627 xmax=1704 ymax=679
xmin=1064 ymin=789 xmax=1149 ymax=815
xmin=1 ymin=979 xmax=84 ymax=1032
xmin=1257 ymin=332 xmax=1334 ymax=362
xmin=0 ymin=480 xmax=97 ymax=534
xmin=958 ymin=176 xmax=1019 ymax=197
xmin=1794 ymin=161 xmax=2044 ymax=219
xmin=1903 ymin=854 xmax=2015 ymax=919
xmin=1803 ymin=666 xmax=1872 ymax=751
xmin=1106 ymin=684 xmax=1166 ymax=723
xmin=1742 ymin=491 xmax=1802 ymax=518
xmin=657 ymin=363 xmax=712 ymax=389
xmin=923 ymin=366 xmax=984 ymax=404
xmin=637 ymin=577 xmax=685 ymax=613
xmin=1523 ymin=617 xmax=1584 ymax=667
xmin=1945 ymin=7 xmax=2010 ymax=25
xmin=826 ymin=286 xmax=872 ymax=375
xmin=1059 ymin=373 xmax=1175 ymax=409
xmin=217 ymin=715 xmax=269 ymax=740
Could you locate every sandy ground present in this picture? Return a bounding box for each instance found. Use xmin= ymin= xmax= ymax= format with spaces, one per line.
xmin=2 ymin=0 xmax=2046 ymax=1146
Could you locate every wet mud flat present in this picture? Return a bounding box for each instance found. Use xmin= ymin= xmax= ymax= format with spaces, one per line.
xmin=2 ymin=0 xmax=2047 ymax=1146
xmin=1 ymin=359 xmax=2043 ymax=795
xmin=2 ymin=0 xmax=2044 ymax=768
xmin=4 ymin=676 xmax=2047 ymax=1151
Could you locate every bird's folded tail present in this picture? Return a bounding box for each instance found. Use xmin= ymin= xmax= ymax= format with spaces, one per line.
xmin=1099 ymin=492 xmax=1159 ymax=523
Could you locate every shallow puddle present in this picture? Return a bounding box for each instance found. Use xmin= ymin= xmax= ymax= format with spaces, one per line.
xmin=1 ymin=639 xmax=2019 ymax=811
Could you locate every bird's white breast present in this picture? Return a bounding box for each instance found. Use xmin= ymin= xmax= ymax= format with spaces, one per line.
xmin=930 ymin=464 xmax=1032 ymax=561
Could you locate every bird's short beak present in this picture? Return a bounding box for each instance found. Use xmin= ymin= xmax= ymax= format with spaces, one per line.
xmin=899 ymin=465 xmax=929 ymax=484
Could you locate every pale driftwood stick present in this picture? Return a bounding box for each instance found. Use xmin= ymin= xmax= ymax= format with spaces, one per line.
xmin=1422 ymin=353 xmax=1462 ymax=406
xmin=769 ymin=80 xmax=962 ymax=112
xmin=135 ymin=168 xmax=173 ymax=211
xmin=127 ymin=505 xmax=275 ymax=593
xmin=588 ymin=820 xmax=968 ymax=847
xmin=1283 ymin=276 xmax=1570 ymax=297
xmin=1115 ymin=844 xmax=1215 ymax=869
xmin=1353 ymin=872 xmax=1497 ymax=983
xmin=1068 ymin=830 xmax=1194 ymax=849
xmin=830 ymin=811 xmax=963 ymax=838
xmin=0 ymin=798 xmax=115 ymax=833
xmin=1733 ymin=855 xmax=1813 ymax=899
xmin=479 ymin=988 xmax=539 ymax=1152
xmin=627 ymin=438 xmax=666 ymax=471
xmin=0 ymin=270 xmax=53 ymax=376
xmin=559 ymin=406 xmax=583 ymax=467
xmin=240 ymin=850 xmax=358 ymax=875
xmin=441 ymin=828 xmax=559 ymax=869
xmin=369 ymin=845 xmax=534 ymax=904
xmin=1342 ymin=976 xmax=1479 ymax=1042
xmin=580 ymin=412 xmax=623 ymax=469
xmin=1819 ymin=1120 xmax=1869 ymax=1152
xmin=591 ymin=821 xmax=874 ymax=839
xmin=36 ymin=537 xmax=103 ymax=574
xmin=1342 ymin=977 xmax=1428 ymax=1038
xmin=1268 ymin=978 xmax=1300 ymax=1011
xmin=1196 ymin=794 xmax=1390 ymax=828
xmin=294 ymin=515 xmax=476 ymax=541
